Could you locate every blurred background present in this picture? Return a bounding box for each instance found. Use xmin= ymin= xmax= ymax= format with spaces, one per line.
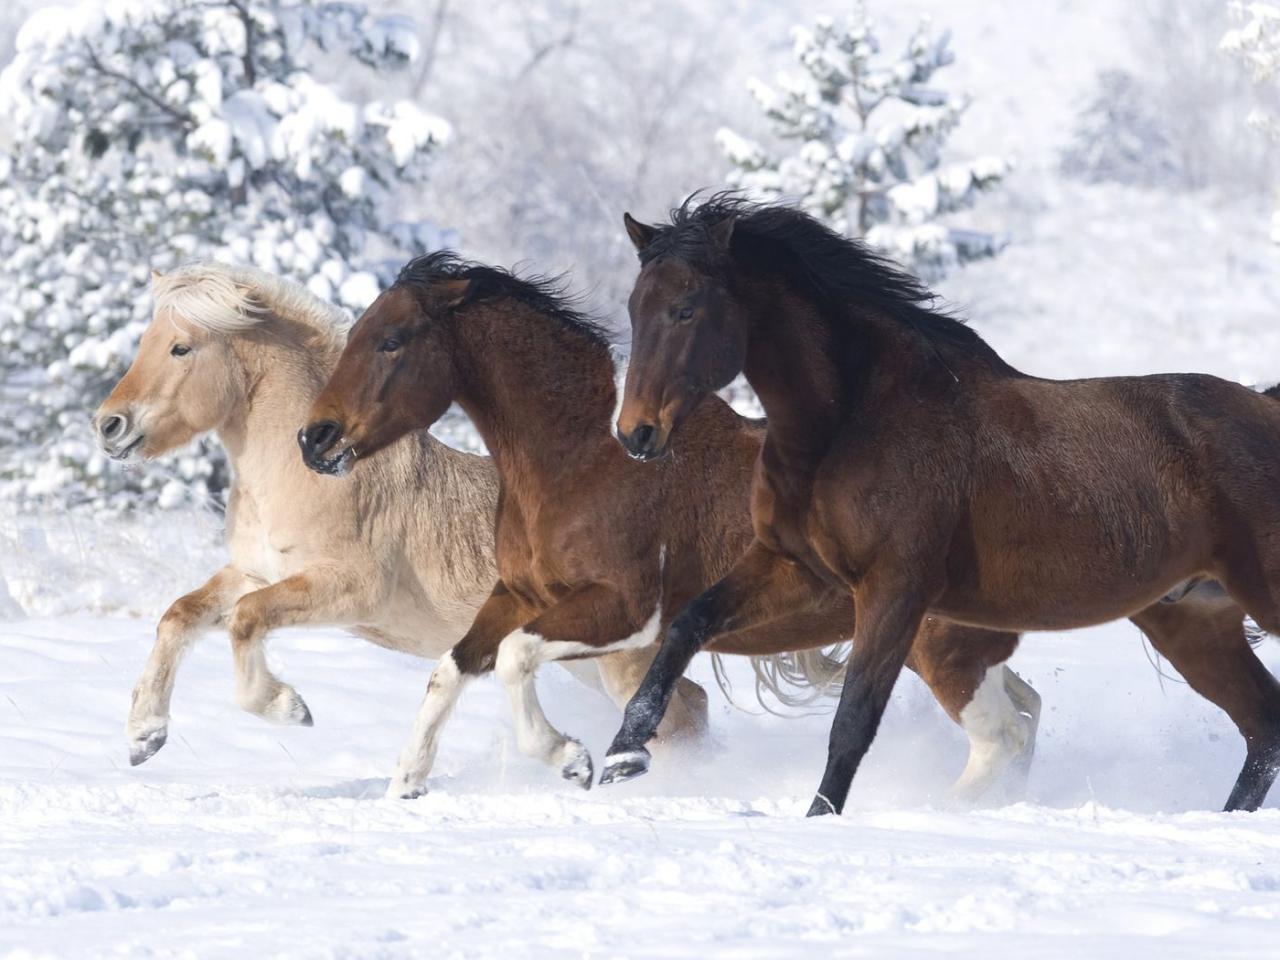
xmin=1 ymin=0 xmax=1279 ymax=615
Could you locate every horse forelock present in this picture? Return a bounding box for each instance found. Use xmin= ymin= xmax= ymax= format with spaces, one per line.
xmin=153 ymin=262 xmax=350 ymax=347
xmin=154 ymin=268 xmax=266 ymax=336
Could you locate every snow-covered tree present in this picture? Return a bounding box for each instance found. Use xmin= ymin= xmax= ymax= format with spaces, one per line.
xmin=1059 ymin=69 xmax=1182 ymax=188
xmin=0 ymin=0 xmax=450 ymax=510
xmin=1222 ymin=1 xmax=1280 ymax=240
xmin=715 ymin=4 xmax=1009 ymax=280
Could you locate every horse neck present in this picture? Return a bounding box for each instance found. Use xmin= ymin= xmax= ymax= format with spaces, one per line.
xmin=740 ymin=276 xmax=967 ymax=463
xmin=739 ymin=277 xmax=867 ymax=461
xmin=452 ymin=303 xmax=617 ymax=485
xmin=218 ymin=317 xmax=342 ymax=482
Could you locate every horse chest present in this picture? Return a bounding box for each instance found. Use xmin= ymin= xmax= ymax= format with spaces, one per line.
xmin=751 ymin=464 xmax=839 ymax=578
xmin=495 ymin=498 xmax=599 ymax=606
xmin=227 ymin=491 xmax=300 ymax=584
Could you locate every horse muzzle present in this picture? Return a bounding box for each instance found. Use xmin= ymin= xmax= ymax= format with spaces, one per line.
xmin=616 ymin=421 xmax=670 ymax=462
xmin=298 ymin=420 xmax=357 ymax=477
xmin=94 ymin=411 xmax=146 ymax=461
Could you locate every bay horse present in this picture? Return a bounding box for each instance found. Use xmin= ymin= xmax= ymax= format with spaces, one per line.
xmin=607 ymin=194 xmax=1280 ymax=814
xmin=93 ymin=262 xmax=708 ymax=773
xmin=299 ymin=252 xmax=1041 ymax=801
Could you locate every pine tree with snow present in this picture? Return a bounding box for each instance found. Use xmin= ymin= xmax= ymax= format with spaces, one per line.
xmin=1222 ymin=1 xmax=1280 ymax=240
xmin=715 ymin=4 xmax=1009 ymax=280
xmin=0 ymin=0 xmax=450 ymax=510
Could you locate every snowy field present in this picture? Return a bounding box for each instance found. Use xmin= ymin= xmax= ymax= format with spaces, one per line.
xmin=1 ymin=583 xmax=1279 ymax=957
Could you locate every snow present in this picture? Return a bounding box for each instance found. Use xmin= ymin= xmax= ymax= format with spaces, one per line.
xmin=3 ymin=496 xmax=1280 ymax=956
xmin=0 ymin=607 xmax=1277 ymax=957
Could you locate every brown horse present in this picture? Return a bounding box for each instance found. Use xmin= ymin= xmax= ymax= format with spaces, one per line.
xmin=606 ymin=194 xmax=1280 ymax=815
xmin=299 ymin=252 xmax=1040 ymax=800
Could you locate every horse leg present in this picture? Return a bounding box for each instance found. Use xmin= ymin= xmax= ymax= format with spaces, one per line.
xmin=907 ymin=620 xmax=1039 ymax=802
xmin=499 ymin=583 xmax=671 ymax=787
xmin=389 ymin=584 xmax=528 ymax=799
xmin=600 ymin=541 xmax=821 ymax=785
xmin=595 ymin=645 xmax=710 ymax=745
xmin=494 ymin=629 xmax=595 ymax=789
xmin=127 ymin=565 xmax=253 ymax=765
xmin=808 ymin=561 xmax=932 ymax=817
xmin=1132 ymin=596 xmax=1280 ymax=812
xmin=226 ymin=568 xmax=376 ymax=726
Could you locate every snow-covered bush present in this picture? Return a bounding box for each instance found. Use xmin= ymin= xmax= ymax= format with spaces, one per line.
xmin=0 ymin=0 xmax=451 ymax=510
xmin=1222 ymin=1 xmax=1280 ymax=239
xmin=715 ymin=4 xmax=1009 ymax=281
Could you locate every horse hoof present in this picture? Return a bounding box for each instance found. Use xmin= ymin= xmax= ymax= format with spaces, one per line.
xmin=599 ymin=748 xmax=650 ymax=786
xmin=128 ymin=727 xmax=168 ymax=766
xmin=561 ymin=740 xmax=594 ymax=790
xmin=387 ymin=776 xmax=427 ymax=801
xmin=266 ymin=686 xmax=313 ymax=726
xmin=805 ymin=794 xmax=838 ymax=818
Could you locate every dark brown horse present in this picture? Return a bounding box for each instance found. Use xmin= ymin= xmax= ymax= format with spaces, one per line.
xmin=299 ymin=252 xmax=1038 ymax=800
xmin=606 ymin=195 xmax=1280 ymax=815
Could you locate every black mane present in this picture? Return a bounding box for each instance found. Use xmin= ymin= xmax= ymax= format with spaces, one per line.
xmin=640 ymin=193 xmax=1003 ymax=359
xmin=1266 ymin=383 xmax=1280 ymax=400
xmin=394 ymin=251 xmax=613 ymax=349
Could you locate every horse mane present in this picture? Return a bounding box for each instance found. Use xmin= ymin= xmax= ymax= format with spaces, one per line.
xmin=1265 ymin=383 xmax=1280 ymax=400
xmin=641 ymin=193 xmax=1009 ymax=364
xmin=394 ymin=251 xmax=614 ymax=351
xmin=153 ymin=261 xmax=350 ymax=352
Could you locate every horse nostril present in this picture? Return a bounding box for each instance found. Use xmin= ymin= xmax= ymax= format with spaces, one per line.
xmin=99 ymin=414 xmax=127 ymax=441
xmin=619 ymin=422 xmax=658 ymax=458
xmin=631 ymin=423 xmax=656 ymax=452
xmin=300 ymin=420 xmax=341 ymax=459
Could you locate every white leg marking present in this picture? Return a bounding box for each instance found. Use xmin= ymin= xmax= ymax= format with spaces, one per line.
xmin=540 ymin=605 xmax=663 ymax=662
xmin=952 ymin=665 xmax=1036 ymax=801
xmin=495 ymin=631 xmax=593 ymax=787
xmin=389 ymin=653 xmax=468 ymax=799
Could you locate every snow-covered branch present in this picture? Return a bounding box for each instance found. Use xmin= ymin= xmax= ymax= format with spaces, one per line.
xmin=0 ymin=0 xmax=452 ymax=509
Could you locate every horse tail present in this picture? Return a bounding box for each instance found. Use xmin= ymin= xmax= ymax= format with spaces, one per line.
xmin=710 ymin=645 xmax=852 ymax=714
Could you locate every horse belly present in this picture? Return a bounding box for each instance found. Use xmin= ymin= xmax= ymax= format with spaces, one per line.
xmin=937 ymin=522 xmax=1205 ymax=631
xmin=353 ymin=610 xmax=466 ymax=659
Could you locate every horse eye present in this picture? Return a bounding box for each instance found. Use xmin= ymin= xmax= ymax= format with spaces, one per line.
xmin=378 ymin=337 xmax=402 ymax=353
xmin=170 ymin=344 xmax=191 ymax=357
xmin=677 ymin=306 xmax=695 ymax=321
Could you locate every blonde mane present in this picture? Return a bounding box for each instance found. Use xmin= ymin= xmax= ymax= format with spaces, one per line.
xmin=153 ymin=262 xmax=352 ymax=351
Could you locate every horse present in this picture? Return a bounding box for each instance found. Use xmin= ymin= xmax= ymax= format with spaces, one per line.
xmin=606 ymin=194 xmax=1280 ymax=815
xmin=299 ymin=251 xmax=1041 ymax=801
xmin=93 ymin=262 xmax=710 ymax=776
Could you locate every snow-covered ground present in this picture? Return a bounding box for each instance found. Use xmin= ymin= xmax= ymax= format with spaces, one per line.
xmin=1 ymin=599 xmax=1278 ymax=957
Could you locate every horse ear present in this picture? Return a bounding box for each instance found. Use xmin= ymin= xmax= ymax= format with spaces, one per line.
xmin=150 ymin=268 xmax=163 ymax=283
xmin=434 ymin=278 xmax=471 ymax=310
xmin=623 ymin=212 xmax=657 ymax=252
xmin=712 ymin=216 xmax=736 ymax=251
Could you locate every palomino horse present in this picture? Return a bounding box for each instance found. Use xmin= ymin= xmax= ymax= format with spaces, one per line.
xmin=300 ymin=252 xmax=1041 ymax=801
xmin=93 ymin=262 xmax=709 ymax=774
xmin=607 ymin=195 xmax=1280 ymax=814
